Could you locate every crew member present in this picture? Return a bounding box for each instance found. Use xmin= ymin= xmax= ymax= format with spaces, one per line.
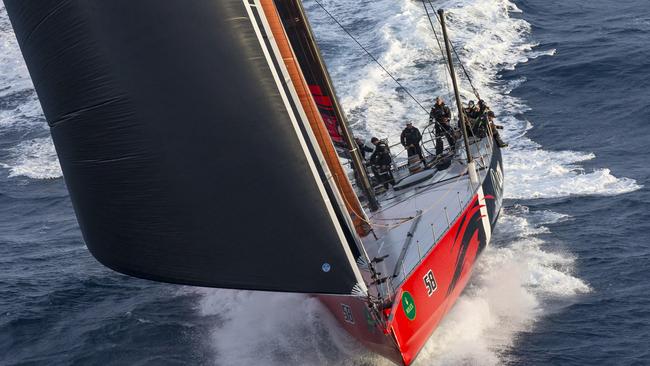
xmin=400 ymin=122 xmax=426 ymax=165
xmin=429 ymin=97 xmax=455 ymax=156
xmin=355 ymin=137 xmax=374 ymax=161
xmin=369 ymin=137 xmax=394 ymax=189
xmin=465 ymin=100 xmax=480 ymax=119
xmin=473 ymin=100 xmax=508 ymax=147
xmin=473 ymin=112 xmax=490 ymax=137
xmin=478 ymin=99 xmax=489 ymax=114
xmin=486 ymin=110 xmax=508 ymax=147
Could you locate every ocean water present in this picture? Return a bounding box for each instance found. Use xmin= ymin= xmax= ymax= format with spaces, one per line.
xmin=1 ymin=0 xmax=648 ymax=365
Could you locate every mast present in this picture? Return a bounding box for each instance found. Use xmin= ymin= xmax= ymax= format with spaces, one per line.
xmin=291 ymin=1 xmax=379 ymax=212
xmin=438 ymin=9 xmax=473 ymax=165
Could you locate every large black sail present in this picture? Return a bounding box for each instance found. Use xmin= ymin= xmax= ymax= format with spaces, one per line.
xmin=5 ymin=0 xmax=364 ymax=294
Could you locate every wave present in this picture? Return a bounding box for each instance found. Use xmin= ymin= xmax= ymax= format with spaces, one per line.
xmin=196 ymin=289 xmax=380 ymax=365
xmin=417 ymin=206 xmax=590 ymax=365
xmin=0 ymin=4 xmax=61 ymax=179
xmin=0 ymin=137 xmax=62 ymax=179
xmin=0 ymin=3 xmax=33 ymax=99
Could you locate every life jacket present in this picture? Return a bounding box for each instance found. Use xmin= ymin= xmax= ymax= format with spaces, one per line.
xmin=401 ymin=127 xmax=421 ymax=146
xmin=371 ymin=142 xmax=392 ymax=166
xmin=430 ymin=104 xmax=451 ymax=123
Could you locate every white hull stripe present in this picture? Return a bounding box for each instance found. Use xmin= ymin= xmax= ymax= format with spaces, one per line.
xmin=477 ymin=186 xmax=492 ymax=244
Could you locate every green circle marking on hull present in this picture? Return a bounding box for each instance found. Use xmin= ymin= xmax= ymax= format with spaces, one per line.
xmin=401 ymin=291 xmax=416 ymax=321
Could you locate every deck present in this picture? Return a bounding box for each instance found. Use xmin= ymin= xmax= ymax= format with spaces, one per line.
xmin=357 ymin=136 xmax=495 ymax=299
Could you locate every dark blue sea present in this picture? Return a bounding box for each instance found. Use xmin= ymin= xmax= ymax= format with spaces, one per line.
xmin=1 ymin=0 xmax=648 ymax=365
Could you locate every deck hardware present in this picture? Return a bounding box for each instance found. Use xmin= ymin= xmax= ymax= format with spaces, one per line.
xmin=444 ymin=207 xmax=450 ymax=227
xmin=371 ymin=255 xmax=390 ymax=264
xmin=392 ymin=210 xmax=424 ymax=279
xmin=430 ymin=224 xmax=436 ymax=242
xmin=371 ymin=276 xmax=390 ymax=285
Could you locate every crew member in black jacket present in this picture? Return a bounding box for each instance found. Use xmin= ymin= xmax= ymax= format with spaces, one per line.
xmin=400 ymin=122 xmax=426 ymax=165
xmin=369 ymin=137 xmax=394 ymax=189
xmin=355 ymin=137 xmax=374 ymax=161
xmin=429 ymin=97 xmax=456 ymax=156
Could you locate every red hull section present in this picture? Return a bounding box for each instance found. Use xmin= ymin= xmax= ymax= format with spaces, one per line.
xmin=318 ymin=193 xmax=490 ymax=365
xmin=318 ymin=295 xmax=404 ymax=365
xmin=388 ymin=193 xmax=488 ymax=364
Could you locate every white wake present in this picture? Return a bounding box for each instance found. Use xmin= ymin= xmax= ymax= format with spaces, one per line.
xmin=0 ymin=4 xmax=62 ymax=179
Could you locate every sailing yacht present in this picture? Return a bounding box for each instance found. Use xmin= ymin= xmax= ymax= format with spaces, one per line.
xmin=5 ymin=1 xmax=504 ymax=364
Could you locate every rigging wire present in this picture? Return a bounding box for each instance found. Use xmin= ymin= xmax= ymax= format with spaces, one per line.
xmin=312 ymin=0 xmax=429 ymax=115
xmin=448 ymin=37 xmax=481 ymax=100
xmin=422 ymin=0 xmax=448 ymax=73
xmin=421 ymin=0 xmax=454 ymax=102
xmin=426 ymin=0 xmax=481 ymax=100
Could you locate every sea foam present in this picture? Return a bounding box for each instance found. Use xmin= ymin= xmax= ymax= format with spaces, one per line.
xmin=0 ymin=5 xmax=61 ymax=180
xmin=1 ymin=137 xmax=62 ymax=179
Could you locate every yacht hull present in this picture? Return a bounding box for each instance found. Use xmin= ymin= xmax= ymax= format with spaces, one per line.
xmin=318 ymin=146 xmax=503 ymax=365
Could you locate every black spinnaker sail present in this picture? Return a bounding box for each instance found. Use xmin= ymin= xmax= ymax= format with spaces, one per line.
xmin=5 ymin=0 xmax=366 ymax=294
